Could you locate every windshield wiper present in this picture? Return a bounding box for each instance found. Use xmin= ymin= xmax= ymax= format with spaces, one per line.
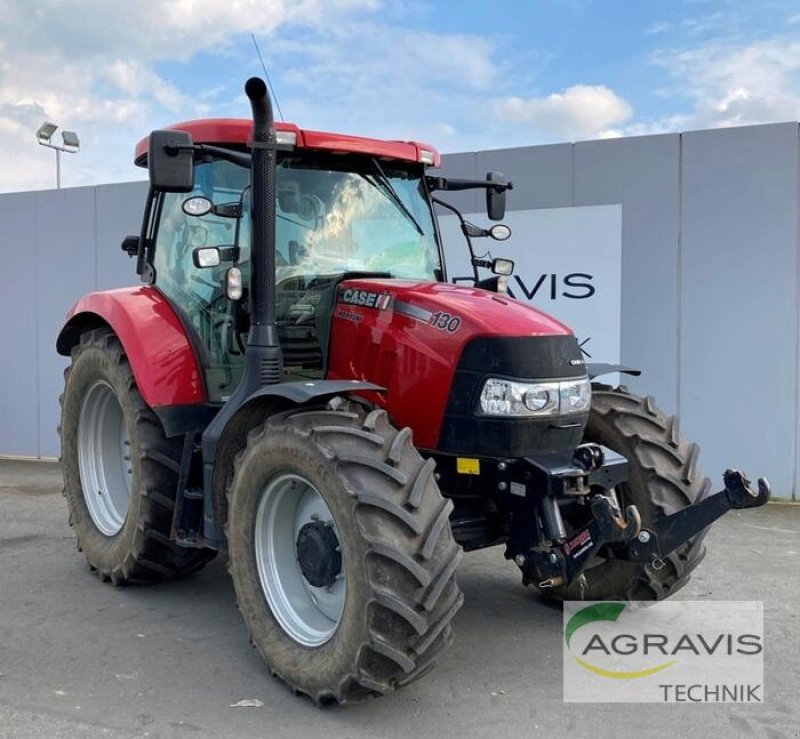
xmin=363 ymin=158 xmax=424 ymax=237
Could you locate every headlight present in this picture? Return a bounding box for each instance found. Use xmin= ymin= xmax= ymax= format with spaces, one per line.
xmin=478 ymin=377 xmax=591 ymax=417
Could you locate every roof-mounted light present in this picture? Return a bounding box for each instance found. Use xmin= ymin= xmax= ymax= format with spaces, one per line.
xmin=275 ymin=130 xmax=297 ymax=147
xmin=419 ymin=149 xmax=436 ymax=165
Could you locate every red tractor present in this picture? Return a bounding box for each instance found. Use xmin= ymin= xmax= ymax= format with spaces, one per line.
xmin=57 ymin=77 xmax=769 ymax=704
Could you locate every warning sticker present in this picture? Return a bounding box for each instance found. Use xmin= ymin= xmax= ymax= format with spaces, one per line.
xmin=456 ymin=458 xmax=480 ymax=475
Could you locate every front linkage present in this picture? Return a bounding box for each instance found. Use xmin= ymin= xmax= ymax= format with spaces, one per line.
xmin=504 ymin=446 xmax=770 ymax=590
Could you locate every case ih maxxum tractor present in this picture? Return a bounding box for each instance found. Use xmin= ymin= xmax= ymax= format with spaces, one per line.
xmin=57 ymin=78 xmax=769 ymax=704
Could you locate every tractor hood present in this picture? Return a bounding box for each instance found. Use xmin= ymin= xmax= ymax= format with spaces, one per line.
xmin=326 ymin=278 xmax=587 ymax=452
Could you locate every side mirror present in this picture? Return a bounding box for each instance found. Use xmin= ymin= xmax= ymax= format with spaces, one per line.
xmin=148 ymin=130 xmax=194 ymax=193
xmin=486 ymin=171 xmax=507 ymax=221
xmin=489 ymin=224 xmax=512 ymax=241
xmin=183 ymin=196 xmax=213 ymax=217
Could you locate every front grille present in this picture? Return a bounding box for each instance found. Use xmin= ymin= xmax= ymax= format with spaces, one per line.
xmin=436 ymin=335 xmax=588 ymax=458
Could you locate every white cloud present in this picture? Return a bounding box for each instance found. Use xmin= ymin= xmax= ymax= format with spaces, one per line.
xmin=648 ymin=39 xmax=800 ymax=131
xmin=238 ymin=21 xmax=508 ymax=153
xmin=0 ymin=0 xmax=634 ymax=191
xmin=0 ymin=0 xmax=382 ymax=193
xmin=493 ymin=85 xmax=632 ymax=141
xmin=6 ymin=0 xmax=800 ymax=196
xmin=0 ymin=0 xmax=375 ymax=62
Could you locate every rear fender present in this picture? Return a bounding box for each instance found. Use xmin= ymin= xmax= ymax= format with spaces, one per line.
xmin=56 ymin=286 xmax=205 ymax=407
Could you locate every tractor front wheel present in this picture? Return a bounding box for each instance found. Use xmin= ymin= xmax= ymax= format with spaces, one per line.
xmin=226 ymin=402 xmax=463 ymax=704
xmin=60 ymin=328 xmax=215 ymax=583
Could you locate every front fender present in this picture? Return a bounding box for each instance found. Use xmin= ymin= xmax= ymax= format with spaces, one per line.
xmin=56 ymin=286 xmax=205 ymax=408
xmin=240 ymin=379 xmax=385 ymax=409
xmin=586 ymin=362 xmax=641 ymax=381
xmin=203 ymin=379 xmax=386 ymax=544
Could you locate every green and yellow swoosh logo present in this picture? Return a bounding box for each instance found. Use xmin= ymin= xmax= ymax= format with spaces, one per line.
xmin=565 ymin=603 xmax=675 ymax=680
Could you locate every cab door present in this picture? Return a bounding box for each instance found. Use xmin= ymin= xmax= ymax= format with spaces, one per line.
xmin=151 ymin=159 xmax=250 ymax=402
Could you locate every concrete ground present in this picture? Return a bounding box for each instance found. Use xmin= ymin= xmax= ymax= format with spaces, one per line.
xmin=0 ymin=459 xmax=797 ymax=739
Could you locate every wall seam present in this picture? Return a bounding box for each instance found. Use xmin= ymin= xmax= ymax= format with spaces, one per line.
xmin=793 ymin=124 xmax=800 ymax=501
xmin=93 ymin=186 xmax=99 ymax=287
xmin=571 ymin=142 xmax=576 ymax=206
xmin=676 ymin=134 xmax=684 ymax=419
xmin=472 ymin=151 xmax=479 ymax=213
xmin=34 ymin=192 xmax=42 ymax=457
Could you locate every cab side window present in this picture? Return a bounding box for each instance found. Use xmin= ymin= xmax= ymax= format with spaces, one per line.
xmin=152 ymin=159 xmax=249 ymax=402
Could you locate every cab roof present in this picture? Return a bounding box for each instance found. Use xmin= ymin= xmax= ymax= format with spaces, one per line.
xmin=134 ymin=118 xmax=441 ymax=168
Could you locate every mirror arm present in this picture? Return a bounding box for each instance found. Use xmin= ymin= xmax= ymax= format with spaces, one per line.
xmin=158 ymin=142 xmax=251 ymax=169
xmin=427 ymin=176 xmax=514 ymax=193
xmin=462 ymin=222 xmax=489 ymax=238
xmin=212 ymin=202 xmax=243 ymax=218
xmin=195 ymin=144 xmax=251 ymax=168
xmin=432 ymin=195 xmax=481 ymax=284
xmin=472 ymin=257 xmax=492 ymax=269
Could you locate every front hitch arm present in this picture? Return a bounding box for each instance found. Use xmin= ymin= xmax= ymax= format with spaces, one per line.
xmin=626 ymin=469 xmax=770 ymax=562
xmin=530 ymin=469 xmax=769 ymax=589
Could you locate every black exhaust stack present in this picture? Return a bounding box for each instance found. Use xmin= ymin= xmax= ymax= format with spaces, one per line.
xmin=200 ymin=78 xmax=283 ymax=547
xmin=244 ymin=76 xmax=282 ymax=385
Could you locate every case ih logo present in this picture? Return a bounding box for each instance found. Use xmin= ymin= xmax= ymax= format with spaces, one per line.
xmin=339 ymin=288 xmax=392 ymax=310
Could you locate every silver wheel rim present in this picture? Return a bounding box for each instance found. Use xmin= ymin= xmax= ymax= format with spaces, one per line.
xmin=77 ymin=380 xmax=132 ymax=536
xmin=254 ymin=473 xmax=346 ymax=647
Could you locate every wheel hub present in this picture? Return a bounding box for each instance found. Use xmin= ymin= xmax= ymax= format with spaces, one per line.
xmin=254 ymin=474 xmax=346 ymax=646
xmin=77 ymin=380 xmax=132 ymax=536
xmin=296 ymin=521 xmax=341 ymax=588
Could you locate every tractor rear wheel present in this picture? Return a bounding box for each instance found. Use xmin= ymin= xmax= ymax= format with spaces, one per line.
xmin=60 ymin=328 xmax=215 ymax=583
xmin=550 ymin=385 xmax=711 ymax=601
xmin=226 ymin=402 xmax=463 ymax=704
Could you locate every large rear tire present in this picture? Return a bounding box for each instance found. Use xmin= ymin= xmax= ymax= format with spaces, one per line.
xmin=226 ymin=402 xmax=463 ymax=704
xmin=550 ymin=385 xmax=711 ymax=601
xmin=60 ymin=328 xmax=215 ymax=583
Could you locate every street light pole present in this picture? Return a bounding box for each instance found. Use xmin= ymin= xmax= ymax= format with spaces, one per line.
xmin=36 ymin=122 xmax=79 ymax=190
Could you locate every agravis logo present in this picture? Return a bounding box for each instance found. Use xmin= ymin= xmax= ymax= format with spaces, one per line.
xmin=562 ymin=601 xmax=764 ymax=703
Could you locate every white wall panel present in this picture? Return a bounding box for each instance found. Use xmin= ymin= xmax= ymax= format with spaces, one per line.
xmin=680 ymin=123 xmax=798 ymax=497
xmin=95 ymin=181 xmax=147 ymax=289
xmin=476 ymin=143 xmax=574 ymax=210
xmin=35 ymin=187 xmax=97 ymax=457
xmin=0 ymin=193 xmax=40 ymax=456
xmin=574 ymin=134 xmax=681 ymax=414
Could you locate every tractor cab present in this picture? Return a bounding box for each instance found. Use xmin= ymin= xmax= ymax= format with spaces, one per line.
xmin=134 ymin=121 xmax=448 ymax=402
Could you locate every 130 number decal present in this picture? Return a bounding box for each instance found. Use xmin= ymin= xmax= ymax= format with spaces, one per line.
xmin=429 ymin=311 xmax=461 ymax=333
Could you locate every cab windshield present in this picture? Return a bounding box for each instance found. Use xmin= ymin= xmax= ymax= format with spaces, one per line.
xmin=255 ymin=151 xmax=442 ymax=281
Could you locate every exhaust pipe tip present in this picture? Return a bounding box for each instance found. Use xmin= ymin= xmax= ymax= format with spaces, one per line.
xmin=245 ymin=76 xmax=268 ymax=102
